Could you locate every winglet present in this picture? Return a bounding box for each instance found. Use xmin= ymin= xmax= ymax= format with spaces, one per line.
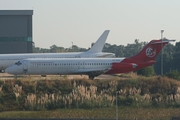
xmin=87 ymin=30 xmax=110 ymax=53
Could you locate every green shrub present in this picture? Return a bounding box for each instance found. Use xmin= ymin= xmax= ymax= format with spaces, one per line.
xmin=166 ymin=70 xmax=180 ymax=80
xmin=137 ymin=66 xmax=155 ymax=77
xmin=118 ymin=96 xmax=134 ymax=106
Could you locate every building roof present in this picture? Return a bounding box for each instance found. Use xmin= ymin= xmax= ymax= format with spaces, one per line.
xmin=0 ymin=10 xmax=33 ymax=15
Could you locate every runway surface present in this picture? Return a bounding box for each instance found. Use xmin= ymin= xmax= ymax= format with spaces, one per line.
xmin=0 ymin=73 xmax=120 ymax=80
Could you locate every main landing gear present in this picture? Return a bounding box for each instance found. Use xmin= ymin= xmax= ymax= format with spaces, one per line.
xmin=88 ymin=75 xmax=95 ymax=80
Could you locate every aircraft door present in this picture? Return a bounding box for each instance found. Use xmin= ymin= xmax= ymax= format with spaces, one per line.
xmin=23 ymin=60 xmax=28 ymax=74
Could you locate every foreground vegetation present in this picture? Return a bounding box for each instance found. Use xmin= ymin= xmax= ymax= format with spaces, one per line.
xmin=0 ymin=74 xmax=180 ymax=119
xmin=0 ymin=107 xmax=179 ymax=120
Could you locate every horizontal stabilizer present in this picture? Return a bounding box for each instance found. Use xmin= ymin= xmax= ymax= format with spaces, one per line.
xmin=151 ymin=39 xmax=176 ymax=44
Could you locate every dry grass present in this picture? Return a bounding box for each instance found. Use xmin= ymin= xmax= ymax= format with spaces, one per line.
xmin=1 ymin=74 xmax=180 ymax=120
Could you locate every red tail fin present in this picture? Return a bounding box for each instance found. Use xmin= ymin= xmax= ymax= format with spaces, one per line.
xmin=130 ymin=39 xmax=174 ymax=61
xmin=107 ymin=39 xmax=175 ymax=74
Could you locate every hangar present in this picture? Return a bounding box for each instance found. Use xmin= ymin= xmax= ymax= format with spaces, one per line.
xmin=0 ymin=10 xmax=33 ymax=53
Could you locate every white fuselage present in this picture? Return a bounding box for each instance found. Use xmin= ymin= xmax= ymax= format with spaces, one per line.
xmin=5 ymin=58 xmax=124 ymax=75
xmin=0 ymin=52 xmax=115 ymax=70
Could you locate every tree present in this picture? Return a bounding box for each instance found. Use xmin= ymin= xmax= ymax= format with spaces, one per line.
xmin=137 ymin=66 xmax=155 ymax=77
xmin=154 ymin=43 xmax=175 ymax=75
xmin=124 ymin=39 xmax=146 ymax=57
xmin=172 ymin=42 xmax=180 ymax=72
xmin=50 ymin=45 xmax=66 ymax=52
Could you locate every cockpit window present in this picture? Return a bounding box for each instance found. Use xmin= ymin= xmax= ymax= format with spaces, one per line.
xmin=15 ymin=61 xmax=22 ymax=66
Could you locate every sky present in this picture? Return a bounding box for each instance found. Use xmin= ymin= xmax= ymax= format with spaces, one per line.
xmin=0 ymin=0 xmax=180 ymax=49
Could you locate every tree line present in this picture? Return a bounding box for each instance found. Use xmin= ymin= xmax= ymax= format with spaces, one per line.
xmin=33 ymin=39 xmax=180 ymax=79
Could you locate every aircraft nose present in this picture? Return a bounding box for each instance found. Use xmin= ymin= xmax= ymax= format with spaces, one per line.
xmin=5 ymin=67 xmax=10 ymax=73
xmin=5 ymin=66 xmax=13 ymax=74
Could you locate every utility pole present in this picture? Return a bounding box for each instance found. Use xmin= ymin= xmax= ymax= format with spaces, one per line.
xmin=71 ymin=41 xmax=73 ymax=49
xmin=116 ymin=91 xmax=118 ymax=120
xmin=161 ymin=30 xmax=164 ymax=75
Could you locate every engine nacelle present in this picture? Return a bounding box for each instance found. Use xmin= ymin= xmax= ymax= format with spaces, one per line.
xmin=110 ymin=63 xmax=138 ymax=74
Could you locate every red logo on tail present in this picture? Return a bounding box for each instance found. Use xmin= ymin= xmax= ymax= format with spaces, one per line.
xmin=146 ymin=47 xmax=156 ymax=58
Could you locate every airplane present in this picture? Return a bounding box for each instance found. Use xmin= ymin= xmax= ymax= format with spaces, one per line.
xmin=5 ymin=39 xmax=175 ymax=80
xmin=0 ymin=30 xmax=115 ymax=72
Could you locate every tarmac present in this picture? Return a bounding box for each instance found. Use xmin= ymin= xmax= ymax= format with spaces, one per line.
xmin=0 ymin=73 xmax=120 ymax=80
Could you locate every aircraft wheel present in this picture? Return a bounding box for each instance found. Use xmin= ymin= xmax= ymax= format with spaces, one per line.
xmin=89 ymin=76 xmax=94 ymax=80
xmin=41 ymin=75 xmax=46 ymax=77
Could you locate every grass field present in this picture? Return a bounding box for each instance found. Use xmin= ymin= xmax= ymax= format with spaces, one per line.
xmin=0 ymin=107 xmax=180 ymax=120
